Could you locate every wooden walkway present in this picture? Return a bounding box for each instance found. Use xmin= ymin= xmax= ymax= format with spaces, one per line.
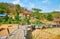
xmin=0 ymin=24 xmax=60 ymax=39
xmin=0 ymin=25 xmax=28 ymax=39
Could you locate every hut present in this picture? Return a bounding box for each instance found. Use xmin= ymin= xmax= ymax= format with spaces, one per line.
xmin=23 ymin=10 xmax=31 ymax=16
xmin=53 ymin=18 xmax=60 ymax=24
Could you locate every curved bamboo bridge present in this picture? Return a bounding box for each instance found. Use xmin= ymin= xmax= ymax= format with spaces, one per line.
xmin=0 ymin=24 xmax=60 ymax=39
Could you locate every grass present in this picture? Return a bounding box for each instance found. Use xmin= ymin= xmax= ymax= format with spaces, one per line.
xmin=0 ymin=24 xmax=19 ymax=36
xmin=32 ymin=28 xmax=60 ymax=39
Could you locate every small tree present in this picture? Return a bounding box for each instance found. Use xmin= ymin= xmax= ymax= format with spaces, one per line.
xmin=0 ymin=9 xmax=6 ymax=14
xmin=15 ymin=15 xmax=20 ymax=23
xmin=32 ymin=8 xmax=42 ymax=19
xmin=46 ymin=14 xmax=53 ymax=21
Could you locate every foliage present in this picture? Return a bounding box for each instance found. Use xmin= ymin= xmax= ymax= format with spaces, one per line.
xmin=32 ymin=8 xmax=45 ymax=20
xmin=32 ymin=8 xmax=41 ymax=19
xmin=32 ymin=8 xmax=42 ymax=12
xmin=0 ymin=17 xmax=5 ymax=24
xmin=0 ymin=3 xmax=60 ymax=24
xmin=46 ymin=14 xmax=53 ymax=21
xmin=32 ymin=21 xmax=43 ymax=25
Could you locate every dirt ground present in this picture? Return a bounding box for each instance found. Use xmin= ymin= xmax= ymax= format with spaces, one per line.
xmin=0 ymin=24 xmax=19 ymax=36
xmin=32 ymin=28 xmax=60 ymax=39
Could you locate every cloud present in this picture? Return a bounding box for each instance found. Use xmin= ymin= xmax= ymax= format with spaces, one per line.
xmin=40 ymin=7 xmax=49 ymax=12
xmin=42 ymin=0 xmax=49 ymax=3
xmin=28 ymin=2 xmax=35 ymax=10
xmin=54 ymin=8 xmax=60 ymax=11
xmin=29 ymin=2 xmax=35 ymax=8
xmin=24 ymin=0 xmax=29 ymax=2
xmin=58 ymin=5 xmax=60 ymax=8
xmin=12 ymin=0 xmax=35 ymax=8
xmin=12 ymin=0 xmax=20 ymax=4
xmin=20 ymin=2 xmax=25 ymax=7
xmin=12 ymin=0 xmax=25 ymax=7
xmin=54 ymin=5 xmax=60 ymax=11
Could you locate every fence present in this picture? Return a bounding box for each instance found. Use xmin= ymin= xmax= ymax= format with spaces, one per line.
xmin=35 ymin=24 xmax=60 ymax=29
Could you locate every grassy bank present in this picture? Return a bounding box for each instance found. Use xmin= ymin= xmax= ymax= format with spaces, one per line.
xmin=32 ymin=28 xmax=60 ymax=39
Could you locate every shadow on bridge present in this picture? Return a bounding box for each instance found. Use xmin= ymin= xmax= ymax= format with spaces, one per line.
xmin=26 ymin=30 xmax=33 ymax=39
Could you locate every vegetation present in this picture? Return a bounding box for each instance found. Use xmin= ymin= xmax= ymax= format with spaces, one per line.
xmin=32 ymin=28 xmax=60 ymax=39
xmin=46 ymin=14 xmax=53 ymax=21
xmin=0 ymin=3 xmax=60 ymax=24
xmin=32 ymin=8 xmax=42 ymax=19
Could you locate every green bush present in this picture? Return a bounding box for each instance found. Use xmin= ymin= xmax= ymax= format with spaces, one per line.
xmin=46 ymin=14 xmax=53 ymax=21
xmin=32 ymin=21 xmax=43 ymax=25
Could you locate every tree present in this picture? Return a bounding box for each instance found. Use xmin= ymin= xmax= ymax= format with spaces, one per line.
xmin=15 ymin=4 xmax=21 ymax=23
xmin=15 ymin=4 xmax=21 ymax=15
xmin=46 ymin=14 xmax=53 ymax=21
xmin=0 ymin=6 xmax=6 ymax=13
xmin=0 ymin=9 xmax=5 ymax=13
xmin=32 ymin=8 xmax=42 ymax=12
xmin=32 ymin=8 xmax=42 ymax=19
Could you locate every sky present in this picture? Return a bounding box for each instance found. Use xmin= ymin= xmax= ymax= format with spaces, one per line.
xmin=0 ymin=0 xmax=60 ymax=12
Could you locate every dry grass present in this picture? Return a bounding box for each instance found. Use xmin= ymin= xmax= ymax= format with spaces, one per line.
xmin=32 ymin=28 xmax=60 ymax=39
xmin=0 ymin=24 xmax=19 ymax=36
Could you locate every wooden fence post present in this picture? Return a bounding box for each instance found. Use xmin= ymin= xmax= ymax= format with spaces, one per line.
xmin=7 ymin=28 xmax=10 ymax=34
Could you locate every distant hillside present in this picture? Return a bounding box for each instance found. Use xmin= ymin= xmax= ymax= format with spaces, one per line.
xmin=0 ymin=3 xmax=60 ymax=24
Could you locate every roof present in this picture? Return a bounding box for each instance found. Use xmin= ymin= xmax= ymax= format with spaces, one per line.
xmin=0 ymin=14 xmax=7 ymax=17
xmin=53 ymin=18 xmax=60 ymax=22
xmin=23 ymin=11 xmax=31 ymax=15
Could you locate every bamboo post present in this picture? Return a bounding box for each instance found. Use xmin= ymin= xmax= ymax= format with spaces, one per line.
xmin=7 ymin=28 xmax=10 ymax=34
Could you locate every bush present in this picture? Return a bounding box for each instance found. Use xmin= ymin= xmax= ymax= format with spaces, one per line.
xmin=46 ymin=14 xmax=53 ymax=21
xmin=32 ymin=21 xmax=43 ymax=25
